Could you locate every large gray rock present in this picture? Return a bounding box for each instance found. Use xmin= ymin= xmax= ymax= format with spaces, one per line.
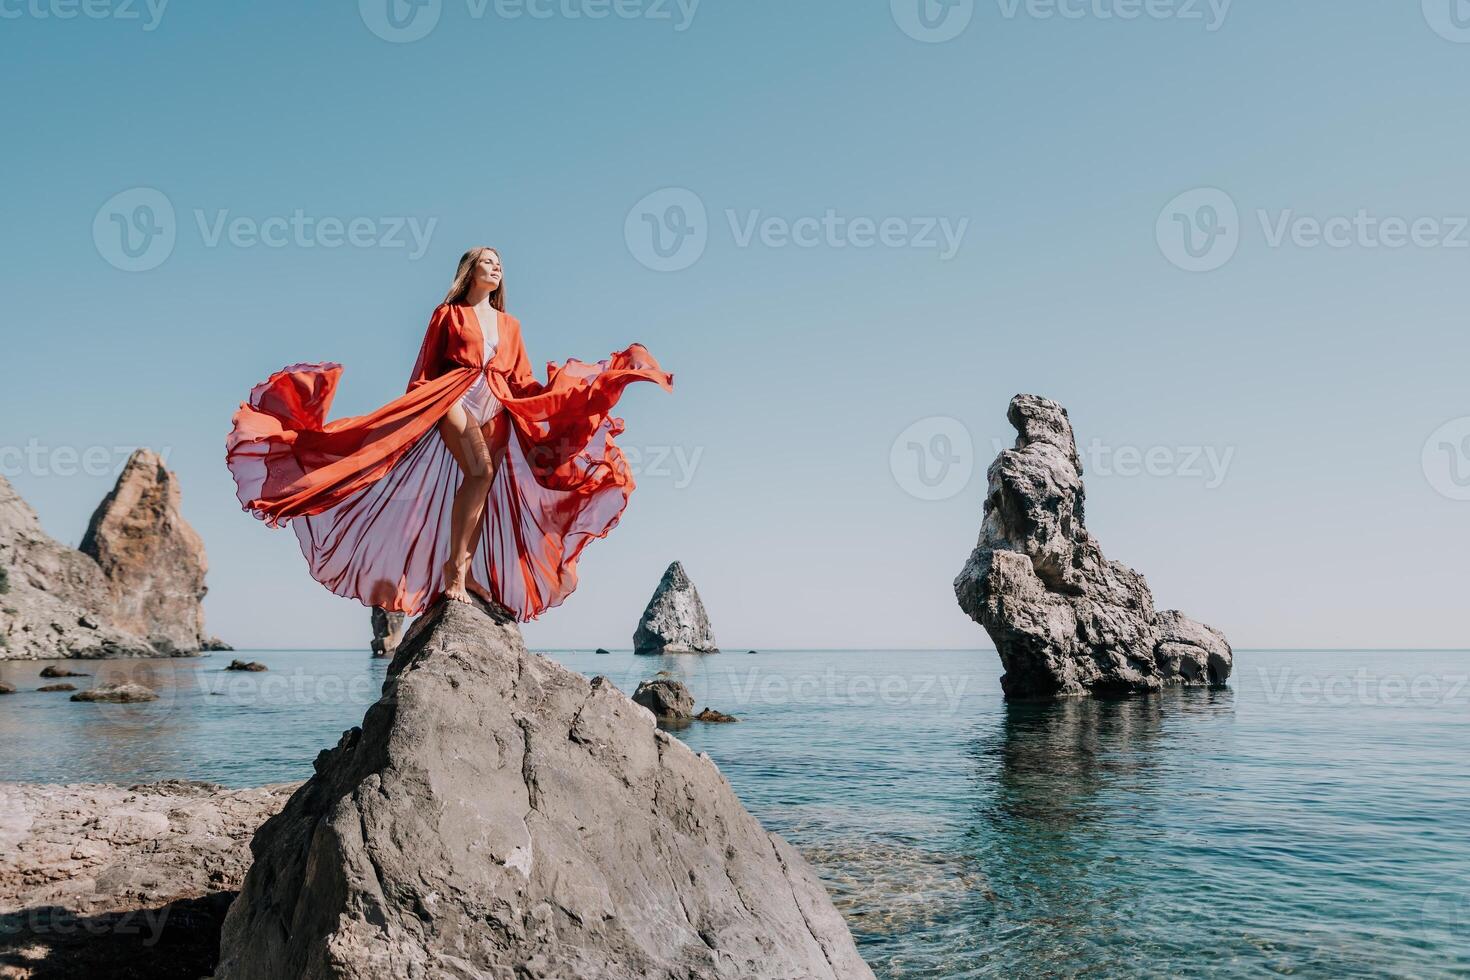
xmin=0 ymin=474 xmax=154 ymax=660
xmin=80 ymin=448 xmax=220 ymax=655
xmin=953 ymin=395 xmax=1233 ymax=699
xmin=634 ymin=561 xmax=719 ymax=655
xmin=216 ymin=597 xmax=872 ymax=980
xmin=0 ymin=451 xmax=223 ymax=659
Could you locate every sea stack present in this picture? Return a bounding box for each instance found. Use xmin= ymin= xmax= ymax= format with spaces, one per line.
xmin=370 ymin=606 xmax=405 ymax=658
xmin=215 ymin=597 xmax=872 ymax=979
xmin=633 ymin=561 xmax=719 ymax=655
xmin=953 ymin=395 xmax=1233 ymax=700
xmin=0 ymin=450 xmax=224 ymax=659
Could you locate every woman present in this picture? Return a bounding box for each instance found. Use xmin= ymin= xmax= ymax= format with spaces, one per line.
xmin=225 ymin=247 xmax=673 ymax=620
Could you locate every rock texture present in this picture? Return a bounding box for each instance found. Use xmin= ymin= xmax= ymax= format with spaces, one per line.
xmin=0 ymin=780 xmax=297 ymax=980
xmin=633 ymin=561 xmax=719 ymax=655
xmin=70 ymin=684 xmax=158 ymax=704
xmin=0 ymin=451 xmax=224 ymax=660
xmin=953 ymin=395 xmax=1233 ymax=700
xmin=370 ymin=607 xmax=405 ymax=658
xmin=216 ymin=596 xmax=872 ymax=980
xmin=632 ymin=678 xmax=695 ymax=721
xmin=79 ymin=449 xmax=222 ymax=656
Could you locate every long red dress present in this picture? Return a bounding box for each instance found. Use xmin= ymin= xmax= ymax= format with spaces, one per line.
xmin=225 ymin=303 xmax=673 ymax=620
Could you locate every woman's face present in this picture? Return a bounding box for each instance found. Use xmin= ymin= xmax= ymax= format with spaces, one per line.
xmin=475 ymin=250 xmax=503 ymax=290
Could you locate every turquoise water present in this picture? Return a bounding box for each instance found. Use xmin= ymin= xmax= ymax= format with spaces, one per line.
xmin=2 ymin=648 xmax=1467 ymax=977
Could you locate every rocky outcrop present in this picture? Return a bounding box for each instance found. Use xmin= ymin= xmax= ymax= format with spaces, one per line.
xmin=694 ymin=707 xmax=738 ymax=723
xmin=216 ymin=596 xmax=872 ymax=980
xmin=634 ymin=561 xmax=719 ymax=655
xmin=70 ymin=683 xmax=158 ymax=704
xmin=0 ymin=451 xmax=224 ymax=660
xmin=79 ymin=449 xmax=221 ymax=656
xmin=953 ymin=395 xmax=1233 ymax=700
xmin=370 ymin=607 xmax=405 ymax=658
xmin=224 ymin=659 xmax=267 ymax=672
xmin=0 ymin=780 xmax=297 ymax=980
xmin=633 ymin=677 xmax=695 ymax=721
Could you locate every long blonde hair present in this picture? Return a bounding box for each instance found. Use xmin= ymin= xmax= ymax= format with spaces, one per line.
xmin=442 ymin=246 xmax=506 ymax=310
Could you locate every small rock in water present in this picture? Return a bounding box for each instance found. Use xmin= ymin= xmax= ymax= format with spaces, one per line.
xmin=71 ymin=683 xmax=158 ymax=703
xmin=40 ymin=665 xmax=89 ymax=678
xmin=694 ymin=707 xmax=738 ymax=722
xmin=38 ymin=683 xmax=77 ymax=692
xmin=747 ymin=649 xmax=759 ymax=654
xmin=224 ymin=659 xmax=268 ymax=672
xmin=595 ymin=647 xmax=611 ymax=655
xmin=633 ymin=678 xmax=695 ymax=721
xmin=0 ymin=682 xmax=14 ymax=694
xmin=370 ymin=606 xmax=405 ymax=658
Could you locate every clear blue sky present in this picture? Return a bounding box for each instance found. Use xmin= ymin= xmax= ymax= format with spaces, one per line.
xmin=3 ymin=1 xmax=1468 ymax=650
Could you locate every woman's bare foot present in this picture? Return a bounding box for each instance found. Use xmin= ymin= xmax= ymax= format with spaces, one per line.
xmin=442 ymin=555 xmax=472 ymax=604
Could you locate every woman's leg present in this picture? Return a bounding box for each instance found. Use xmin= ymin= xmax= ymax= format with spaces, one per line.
xmin=436 ymin=401 xmax=496 ymax=604
xmin=462 ymin=411 xmax=512 ymax=606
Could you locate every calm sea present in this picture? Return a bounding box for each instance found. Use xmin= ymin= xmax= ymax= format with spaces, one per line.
xmin=2 ymin=648 xmax=1467 ymax=978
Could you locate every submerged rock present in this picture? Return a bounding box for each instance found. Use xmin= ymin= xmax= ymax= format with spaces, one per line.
xmin=37 ymin=683 xmax=77 ymax=692
xmin=370 ymin=606 xmax=405 ymax=658
xmin=953 ymin=395 xmax=1233 ymax=700
xmin=632 ymin=677 xmax=696 ymax=721
xmin=634 ymin=561 xmax=719 ymax=655
xmin=695 ymin=707 xmax=739 ymax=723
xmin=39 ymin=665 xmax=89 ymax=678
xmin=70 ymin=683 xmax=158 ymax=703
xmin=224 ymin=659 xmax=267 ymax=672
xmin=216 ymin=596 xmax=872 ymax=980
xmin=80 ymin=449 xmax=219 ymax=656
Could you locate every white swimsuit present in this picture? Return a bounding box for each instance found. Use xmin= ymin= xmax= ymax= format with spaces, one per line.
xmin=458 ymin=307 xmax=504 ymax=425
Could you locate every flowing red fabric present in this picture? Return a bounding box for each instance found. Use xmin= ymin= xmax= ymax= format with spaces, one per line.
xmin=225 ymin=303 xmax=673 ymax=620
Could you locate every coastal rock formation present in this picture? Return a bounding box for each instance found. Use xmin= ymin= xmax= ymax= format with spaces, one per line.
xmin=224 ymin=659 xmax=268 ymax=672
xmin=633 ymin=677 xmax=695 ymax=721
xmin=217 ymin=597 xmax=872 ymax=980
xmin=79 ymin=449 xmax=222 ymax=656
xmin=39 ymin=666 xmax=88 ymax=678
xmin=0 ymin=780 xmax=297 ymax=980
xmin=694 ymin=707 xmax=738 ymax=723
xmin=370 ymin=607 xmax=405 ymax=658
xmin=634 ymin=561 xmax=719 ymax=655
xmin=953 ymin=395 xmax=1233 ymax=699
xmin=0 ymin=452 xmax=224 ymax=660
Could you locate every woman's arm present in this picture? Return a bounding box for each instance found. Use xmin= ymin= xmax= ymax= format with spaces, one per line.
xmin=406 ymin=305 xmax=451 ymax=392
